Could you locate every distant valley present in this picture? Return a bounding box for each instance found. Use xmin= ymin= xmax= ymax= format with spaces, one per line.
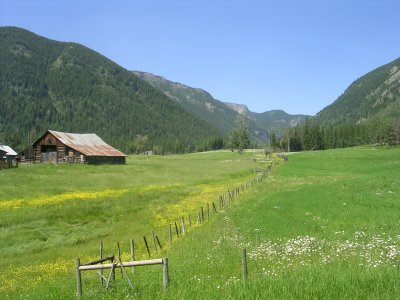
xmin=133 ymin=71 xmax=309 ymax=141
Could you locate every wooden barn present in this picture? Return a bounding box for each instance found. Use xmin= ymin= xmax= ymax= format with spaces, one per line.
xmin=31 ymin=130 xmax=126 ymax=164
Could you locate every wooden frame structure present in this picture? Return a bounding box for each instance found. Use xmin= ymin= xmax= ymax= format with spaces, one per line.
xmin=75 ymin=257 xmax=169 ymax=298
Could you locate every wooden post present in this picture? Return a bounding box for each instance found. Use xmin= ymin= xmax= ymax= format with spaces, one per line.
xmin=181 ymin=216 xmax=185 ymax=234
xmin=111 ymin=255 xmax=115 ymax=281
xmin=156 ymin=235 xmax=162 ymax=250
xmin=76 ymin=258 xmax=82 ymax=298
xmin=117 ymin=241 xmax=122 ymax=275
xmin=144 ymin=236 xmax=151 ymax=258
xmin=118 ymin=257 xmax=134 ymax=289
xmin=207 ymin=203 xmax=210 ymax=220
xmin=152 ymin=230 xmax=158 ymax=253
xmin=117 ymin=241 xmax=121 ymax=259
xmin=174 ymin=222 xmax=179 ymax=238
xmin=100 ymin=241 xmax=104 ymax=286
xmin=106 ymin=262 xmax=116 ymax=288
xmin=130 ymin=239 xmax=135 ymax=274
xmin=197 ymin=212 xmax=201 ymax=224
xmin=169 ymin=224 xmax=172 ymax=244
xmin=188 ymin=214 xmax=192 ymax=227
xmin=242 ymin=248 xmax=248 ymax=285
xmin=163 ymin=258 xmax=169 ymax=291
xmin=201 ymin=206 xmax=204 ymax=221
xmin=212 ymin=202 xmax=217 ymax=214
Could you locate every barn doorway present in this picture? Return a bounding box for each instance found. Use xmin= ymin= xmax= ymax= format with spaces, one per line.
xmin=41 ymin=145 xmax=57 ymax=163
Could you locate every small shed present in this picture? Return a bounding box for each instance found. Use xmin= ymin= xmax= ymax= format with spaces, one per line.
xmin=32 ymin=130 xmax=126 ymax=164
xmin=0 ymin=144 xmax=18 ymax=169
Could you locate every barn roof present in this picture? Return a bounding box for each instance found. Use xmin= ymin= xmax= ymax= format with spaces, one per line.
xmin=0 ymin=145 xmax=18 ymax=156
xmin=48 ymin=130 xmax=126 ymax=157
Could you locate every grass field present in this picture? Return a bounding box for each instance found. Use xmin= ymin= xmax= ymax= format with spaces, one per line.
xmin=0 ymin=147 xmax=399 ymax=299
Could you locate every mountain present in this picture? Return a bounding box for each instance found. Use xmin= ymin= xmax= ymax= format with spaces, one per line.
xmin=224 ymin=102 xmax=249 ymax=115
xmin=224 ymin=103 xmax=308 ymax=136
xmin=132 ymin=71 xmax=239 ymax=136
xmin=316 ymin=57 xmax=400 ymax=127
xmin=0 ymin=27 xmax=223 ymax=153
xmin=133 ymin=71 xmax=308 ymax=140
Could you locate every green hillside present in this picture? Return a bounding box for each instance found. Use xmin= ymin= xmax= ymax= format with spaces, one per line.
xmin=132 ymin=71 xmax=239 ymax=135
xmin=0 ymin=27 xmax=222 ymax=153
xmin=316 ymin=57 xmax=400 ymax=126
xmin=249 ymin=109 xmax=307 ymax=136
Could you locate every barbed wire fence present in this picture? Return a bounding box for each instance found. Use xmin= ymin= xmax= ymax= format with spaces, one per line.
xmin=75 ymin=156 xmax=285 ymax=297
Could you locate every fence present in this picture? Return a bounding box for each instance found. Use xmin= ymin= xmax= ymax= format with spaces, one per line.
xmin=76 ymin=256 xmax=168 ymax=298
xmin=74 ymin=157 xmax=280 ymax=297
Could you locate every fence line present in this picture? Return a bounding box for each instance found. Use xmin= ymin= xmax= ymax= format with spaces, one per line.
xmin=74 ymin=157 xmax=283 ymax=297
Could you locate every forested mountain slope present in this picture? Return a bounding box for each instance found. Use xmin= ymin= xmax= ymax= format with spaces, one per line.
xmin=0 ymin=27 xmax=222 ymax=153
xmin=132 ymin=71 xmax=239 ymax=136
xmin=316 ymin=57 xmax=400 ymax=126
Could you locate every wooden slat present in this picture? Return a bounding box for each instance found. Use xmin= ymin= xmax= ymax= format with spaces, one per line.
xmin=79 ymin=258 xmax=164 ymax=271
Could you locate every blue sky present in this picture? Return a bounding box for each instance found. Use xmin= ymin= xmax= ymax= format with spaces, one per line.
xmin=1 ymin=0 xmax=399 ymax=115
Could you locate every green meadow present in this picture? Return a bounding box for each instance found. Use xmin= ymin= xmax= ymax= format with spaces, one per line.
xmin=0 ymin=147 xmax=399 ymax=299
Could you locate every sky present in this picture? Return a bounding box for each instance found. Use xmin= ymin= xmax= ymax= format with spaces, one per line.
xmin=1 ymin=0 xmax=399 ymax=115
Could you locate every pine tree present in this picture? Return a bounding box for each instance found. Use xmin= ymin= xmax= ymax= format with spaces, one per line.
xmin=228 ymin=113 xmax=250 ymax=154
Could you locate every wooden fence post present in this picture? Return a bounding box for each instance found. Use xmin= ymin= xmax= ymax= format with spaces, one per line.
xmin=188 ymin=214 xmax=192 ymax=227
xmin=130 ymin=239 xmax=135 ymax=274
xmin=156 ymin=235 xmax=162 ymax=250
xmin=201 ymin=206 xmax=204 ymax=221
xmin=242 ymin=248 xmax=248 ymax=285
xmin=212 ymin=202 xmax=217 ymax=214
xmin=144 ymin=236 xmax=151 ymax=258
xmin=181 ymin=216 xmax=185 ymax=234
xmin=174 ymin=222 xmax=179 ymax=238
xmin=100 ymin=241 xmax=104 ymax=286
xmin=169 ymin=224 xmax=172 ymax=244
xmin=117 ymin=241 xmax=122 ymax=274
xmin=76 ymin=258 xmax=82 ymax=298
xmin=117 ymin=241 xmax=121 ymax=259
xmin=152 ymin=230 xmax=158 ymax=253
xmin=163 ymin=258 xmax=169 ymax=291
xmin=207 ymin=203 xmax=210 ymax=220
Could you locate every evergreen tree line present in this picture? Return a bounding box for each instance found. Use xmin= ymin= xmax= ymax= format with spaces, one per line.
xmin=269 ymin=117 xmax=400 ymax=152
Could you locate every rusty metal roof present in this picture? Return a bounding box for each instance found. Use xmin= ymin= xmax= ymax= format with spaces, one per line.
xmin=49 ymin=130 xmax=126 ymax=157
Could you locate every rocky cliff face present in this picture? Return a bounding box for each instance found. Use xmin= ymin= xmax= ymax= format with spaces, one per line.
xmin=224 ymin=102 xmax=249 ymax=114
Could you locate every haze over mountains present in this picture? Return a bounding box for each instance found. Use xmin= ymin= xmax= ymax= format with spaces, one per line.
xmin=0 ymin=26 xmax=399 ymax=152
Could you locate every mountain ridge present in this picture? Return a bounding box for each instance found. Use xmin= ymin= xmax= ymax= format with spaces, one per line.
xmin=0 ymin=26 xmax=222 ymax=153
xmin=315 ymin=56 xmax=400 ymax=127
xmin=133 ymin=71 xmax=309 ymax=138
